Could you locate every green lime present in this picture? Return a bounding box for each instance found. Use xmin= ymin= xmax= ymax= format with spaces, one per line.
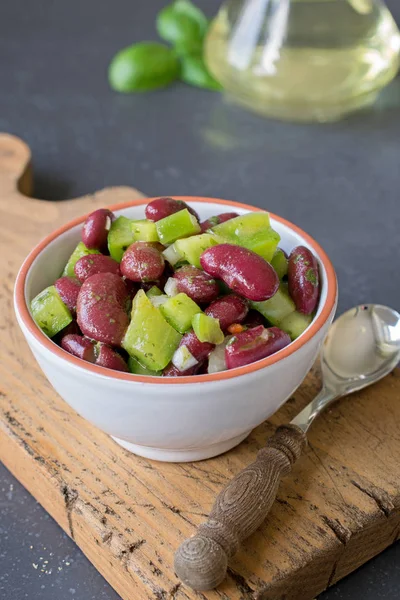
xmin=108 ymin=42 xmax=180 ymax=93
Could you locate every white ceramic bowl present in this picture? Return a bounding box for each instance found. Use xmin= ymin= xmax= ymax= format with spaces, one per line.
xmin=15 ymin=197 xmax=337 ymax=462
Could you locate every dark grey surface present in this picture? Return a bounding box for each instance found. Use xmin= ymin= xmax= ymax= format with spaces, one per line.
xmin=1 ymin=1 xmax=400 ymax=598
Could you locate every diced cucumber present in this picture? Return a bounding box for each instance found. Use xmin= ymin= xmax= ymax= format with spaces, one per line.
xmin=155 ymin=209 xmax=201 ymax=245
xmin=122 ymin=290 xmax=182 ymax=370
xmin=279 ymin=311 xmax=313 ymax=340
xmin=62 ymin=242 xmax=100 ymax=277
xmin=108 ymin=216 xmax=135 ymax=262
xmin=131 ymin=219 xmax=159 ymax=242
xmin=174 ymin=233 xmax=218 ymax=268
xmin=146 ymin=286 xmax=163 ymax=299
xmin=31 ymin=285 xmax=73 ymax=338
xmin=128 ymin=356 xmax=162 ymax=376
xmin=271 ymin=249 xmax=288 ymax=279
xmin=160 ymin=293 xmax=202 ymax=333
xmin=211 ymin=212 xmax=280 ymax=262
xmin=192 ymin=313 xmax=224 ymax=344
xmin=251 ymin=284 xmax=295 ymax=326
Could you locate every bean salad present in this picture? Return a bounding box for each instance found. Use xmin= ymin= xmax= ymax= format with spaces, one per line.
xmin=31 ymin=198 xmax=320 ymax=377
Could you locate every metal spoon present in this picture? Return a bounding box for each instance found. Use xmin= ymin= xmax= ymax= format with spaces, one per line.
xmin=175 ymin=304 xmax=400 ymax=591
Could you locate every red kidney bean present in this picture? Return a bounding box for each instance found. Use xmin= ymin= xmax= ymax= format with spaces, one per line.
xmin=205 ymin=294 xmax=248 ymax=331
xmin=288 ymin=246 xmax=320 ymax=315
xmin=173 ymin=265 xmax=219 ymax=304
xmin=148 ymin=241 xmax=166 ymax=253
xmin=82 ymin=208 xmax=114 ymax=251
xmin=201 ymin=244 xmax=279 ymax=302
xmin=178 ymin=330 xmax=214 ymax=362
xmin=61 ymin=334 xmax=96 ymax=363
xmin=74 ymin=254 xmax=120 ymax=283
xmin=200 ymin=212 xmax=239 ymax=233
xmin=55 ymin=277 xmax=81 ymax=313
xmin=242 ymin=309 xmax=266 ymax=329
xmin=163 ymin=363 xmax=201 ymax=377
xmin=145 ymin=197 xmax=199 ymax=222
xmin=95 ymin=344 xmax=128 ymax=372
xmin=225 ymin=326 xmax=291 ymax=370
xmin=120 ymin=242 xmax=165 ymax=282
xmin=77 ymin=273 xmax=129 ymax=346
xmin=139 ymin=263 xmax=172 ymax=293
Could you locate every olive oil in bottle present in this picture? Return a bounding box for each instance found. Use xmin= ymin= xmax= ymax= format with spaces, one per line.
xmin=204 ymin=0 xmax=400 ymax=122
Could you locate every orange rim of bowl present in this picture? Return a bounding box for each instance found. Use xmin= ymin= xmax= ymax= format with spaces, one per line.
xmin=15 ymin=196 xmax=337 ymax=385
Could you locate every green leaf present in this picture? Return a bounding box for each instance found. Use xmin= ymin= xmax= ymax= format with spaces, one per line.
xmin=108 ymin=42 xmax=180 ymax=93
xmin=156 ymin=4 xmax=203 ymax=46
xmin=180 ymin=55 xmax=222 ymax=91
xmin=173 ymin=37 xmax=203 ymax=57
xmin=172 ymin=0 xmax=209 ymax=35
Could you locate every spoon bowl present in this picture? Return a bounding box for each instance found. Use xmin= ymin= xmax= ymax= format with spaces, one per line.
xmin=292 ymin=304 xmax=400 ymax=433
xmin=322 ymin=304 xmax=400 ymax=394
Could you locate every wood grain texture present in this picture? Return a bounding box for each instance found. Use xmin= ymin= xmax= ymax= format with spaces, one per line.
xmin=175 ymin=426 xmax=308 ymax=590
xmin=0 ymin=133 xmax=400 ymax=600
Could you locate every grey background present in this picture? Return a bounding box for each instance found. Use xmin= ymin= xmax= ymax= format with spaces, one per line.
xmin=1 ymin=0 xmax=400 ymax=598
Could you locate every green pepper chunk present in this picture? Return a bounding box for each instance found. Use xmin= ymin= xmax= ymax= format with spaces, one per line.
xmin=160 ymin=293 xmax=202 ymax=333
xmin=211 ymin=212 xmax=280 ymax=262
xmin=128 ymin=356 xmax=162 ymax=377
xmin=174 ymin=233 xmax=217 ymax=268
xmin=250 ymin=284 xmax=295 ymax=326
xmin=192 ymin=313 xmax=224 ymax=344
xmin=146 ymin=286 xmax=163 ymax=299
xmin=122 ymin=290 xmax=182 ymax=370
xmin=279 ymin=311 xmax=313 ymax=340
xmin=62 ymin=242 xmax=100 ymax=277
xmin=131 ymin=219 xmax=159 ymax=243
xmin=108 ymin=216 xmax=135 ymax=262
xmin=31 ymin=286 xmax=72 ymax=338
xmin=212 ymin=211 xmax=270 ymax=237
xmin=155 ymin=209 xmax=201 ymax=245
xmin=271 ymin=249 xmax=288 ymax=279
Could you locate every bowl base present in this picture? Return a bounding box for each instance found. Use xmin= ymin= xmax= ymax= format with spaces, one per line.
xmin=111 ymin=431 xmax=252 ymax=462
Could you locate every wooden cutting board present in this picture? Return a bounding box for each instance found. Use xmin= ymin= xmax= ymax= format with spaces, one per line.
xmin=1 ymin=133 xmax=399 ymax=600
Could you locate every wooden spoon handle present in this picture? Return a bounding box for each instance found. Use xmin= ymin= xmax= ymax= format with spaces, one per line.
xmin=174 ymin=424 xmax=307 ymax=591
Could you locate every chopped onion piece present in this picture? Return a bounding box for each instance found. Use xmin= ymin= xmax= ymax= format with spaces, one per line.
xmin=164 ymin=277 xmax=179 ymax=297
xmin=162 ymin=244 xmax=182 ymax=267
xmin=105 ymin=216 xmax=112 ymax=231
xmin=150 ymin=294 xmax=169 ymax=308
xmin=172 ymin=346 xmax=198 ymax=372
xmin=208 ymin=338 xmax=230 ymax=374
